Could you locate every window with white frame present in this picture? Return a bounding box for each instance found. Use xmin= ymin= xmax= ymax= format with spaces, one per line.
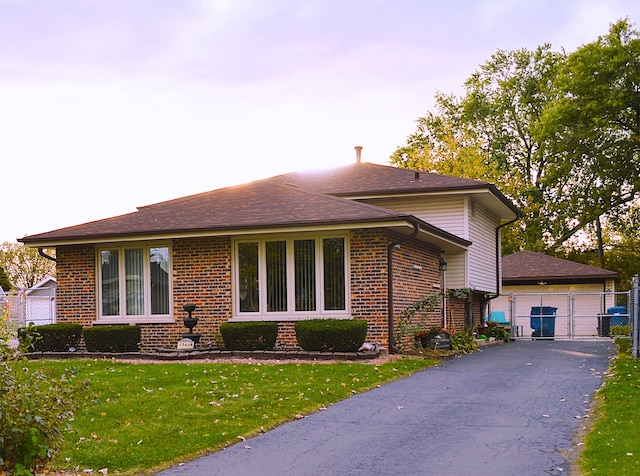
xmin=234 ymin=235 xmax=347 ymax=318
xmin=98 ymin=244 xmax=171 ymax=322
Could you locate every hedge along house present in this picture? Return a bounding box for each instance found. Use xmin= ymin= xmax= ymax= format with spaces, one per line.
xmin=19 ymin=156 xmax=520 ymax=353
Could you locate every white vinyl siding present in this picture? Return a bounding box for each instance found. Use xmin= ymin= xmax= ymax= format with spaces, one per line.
xmin=362 ymin=195 xmax=500 ymax=293
xmin=467 ymin=199 xmax=500 ymax=293
xmin=367 ymin=195 xmax=466 ymax=237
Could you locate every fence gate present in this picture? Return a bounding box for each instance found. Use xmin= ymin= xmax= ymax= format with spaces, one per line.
xmin=491 ymin=291 xmax=632 ymax=340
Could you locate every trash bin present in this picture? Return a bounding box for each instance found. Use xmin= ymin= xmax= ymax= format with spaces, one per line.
xmin=608 ymin=306 xmax=628 ymax=327
xmin=530 ymin=306 xmax=557 ymax=339
xmin=598 ymin=313 xmax=611 ymax=337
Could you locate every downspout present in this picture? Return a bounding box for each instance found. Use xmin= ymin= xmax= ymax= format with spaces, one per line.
xmin=387 ymin=219 xmax=420 ymax=354
xmin=38 ymin=248 xmax=56 ymax=262
xmin=485 ymin=217 xmax=520 ymax=317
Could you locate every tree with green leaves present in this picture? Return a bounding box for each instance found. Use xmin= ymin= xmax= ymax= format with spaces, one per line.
xmin=0 ymin=265 xmax=11 ymax=291
xmin=392 ymin=19 xmax=640 ymax=261
xmin=541 ymin=19 xmax=640 ymax=262
xmin=392 ymin=44 xmax=563 ymax=254
xmin=0 ymin=242 xmax=55 ymax=289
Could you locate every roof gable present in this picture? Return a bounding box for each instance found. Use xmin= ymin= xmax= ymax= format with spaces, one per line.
xmin=502 ymin=251 xmax=618 ymax=284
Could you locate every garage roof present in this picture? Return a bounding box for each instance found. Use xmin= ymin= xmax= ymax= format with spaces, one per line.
xmin=503 ymin=251 xmax=618 ymax=285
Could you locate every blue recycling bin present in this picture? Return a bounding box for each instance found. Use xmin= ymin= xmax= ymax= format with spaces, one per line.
xmin=530 ymin=306 xmax=557 ymax=339
xmin=608 ymin=306 xmax=628 ymax=327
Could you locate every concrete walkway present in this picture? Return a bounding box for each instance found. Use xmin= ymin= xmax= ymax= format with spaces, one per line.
xmin=157 ymin=340 xmax=615 ymax=476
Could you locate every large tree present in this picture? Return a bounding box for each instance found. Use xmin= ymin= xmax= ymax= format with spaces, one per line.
xmin=391 ymin=19 xmax=640 ymax=258
xmin=541 ymin=19 xmax=640 ymax=257
xmin=391 ymin=45 xmax=563 ymax=254
xmin=0 ymin=242 xmax=55 ymax=289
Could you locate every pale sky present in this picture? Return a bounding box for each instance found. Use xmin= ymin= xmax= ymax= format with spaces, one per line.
xmin=2 ymin=0 xmax=639 ymax=243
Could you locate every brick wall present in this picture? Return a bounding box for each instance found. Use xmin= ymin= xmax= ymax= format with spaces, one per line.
xmin=387 ymin=230 xmax=443 ymax=349
xmin=55 ymin=230 xmax=461 ymax=353
xmin=55 ymin=238 xmax=234 ymax=352
xmin=56 ymin=244 xmax=96 ymax=327
xmin=349 ymin=229 xmax=389 ymax=348
xmin=349 ymin=229 xmax=444 ymax=351
xmin=152 ymin=236 xmax=233 ymax=351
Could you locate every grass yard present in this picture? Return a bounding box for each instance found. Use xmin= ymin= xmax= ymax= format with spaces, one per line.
xmin=24 ymin=357 xmax=436 ymax=475
xmin=578 ymin=339 xmax=640 ymax=475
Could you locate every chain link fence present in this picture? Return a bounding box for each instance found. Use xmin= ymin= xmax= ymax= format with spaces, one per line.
xmin=1 ymin=286 xmax=57 ymax=327
xmin=491 ymin=291 xmax=631 ymax=340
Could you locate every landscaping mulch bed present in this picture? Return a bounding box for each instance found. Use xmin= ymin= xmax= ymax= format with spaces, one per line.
xmin=23 ymin=341 xmax=504 ymax=364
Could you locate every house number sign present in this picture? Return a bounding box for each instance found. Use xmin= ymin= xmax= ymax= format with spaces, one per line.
xmin=177 ymin=338 xmax=195 ymax=350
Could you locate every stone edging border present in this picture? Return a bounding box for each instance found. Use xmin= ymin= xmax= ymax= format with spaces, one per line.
xmin=23 ymin=349 xmax=383 ymax=362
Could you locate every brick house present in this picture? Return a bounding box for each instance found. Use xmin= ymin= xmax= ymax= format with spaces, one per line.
xmin=19 ymin=159 xmax=520 ymax=353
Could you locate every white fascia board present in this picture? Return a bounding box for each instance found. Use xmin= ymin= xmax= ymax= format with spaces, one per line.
xmin=21 ymin=220 xmax=410 ymax=247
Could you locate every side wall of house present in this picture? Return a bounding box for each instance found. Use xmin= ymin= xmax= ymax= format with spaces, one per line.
xmin=389 ymin=231 xmax=443 ymax=349
xmin=363 ymin=196 xmax=468 ymax=290
xmin=466 ymin=199 xmax=500 ymax=293
xmin=55 ymin=230 xmax=445 ymax=353
xmin=56 ymin=244 xmax=96 ymax=327
xmin=349 ymin=229 xmax=389 ymax=348
xmin=145 ymin=236 xmax=233 ymax=350
xmin=363 ymin=195 xmax=502 ymax=294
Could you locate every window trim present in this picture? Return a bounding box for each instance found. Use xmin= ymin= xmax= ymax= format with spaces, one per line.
xmin=96 ymin=242 xmax=173 ymax=324
xmin=231 ymin=233 xmax=350 ymax=321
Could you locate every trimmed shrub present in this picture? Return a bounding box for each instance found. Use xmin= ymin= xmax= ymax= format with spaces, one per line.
xmin=18 ymin=323 xmax=82 ymax=352
xmin=83 ymin=325 xmax=141 ymax=353
xmin=295 ymin=319 xmax=367 ymax=352
xmin=219 ymin=321 xmax=278 ymax=351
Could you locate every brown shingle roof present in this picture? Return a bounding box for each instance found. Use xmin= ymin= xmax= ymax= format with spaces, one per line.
xmin=269 ymin=162 xmax=521 ymax=218
xmin=502 ymin=251 xmax=618 ymax=284
xmin=268 ymin=162 xmax=485 ymax=194
xmin=20 ymin=162 xmax=513 ymax=246
xmin=20 ymin=180 xmax=467 ymax=246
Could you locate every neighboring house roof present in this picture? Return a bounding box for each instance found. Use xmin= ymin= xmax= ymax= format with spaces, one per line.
xmin=28 ymin=276 xmax=57 ymax=290
xmin=502 ymin=251 xmax=618 ymax=285
xmin=26 ymin=276 xmax=57 ymax=297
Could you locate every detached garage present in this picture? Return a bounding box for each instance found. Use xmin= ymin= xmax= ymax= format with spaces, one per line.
xmin=491 ymin=251 xmax=622 ymax=339
xmin=501 ymin=250 xmax=618 ymax=294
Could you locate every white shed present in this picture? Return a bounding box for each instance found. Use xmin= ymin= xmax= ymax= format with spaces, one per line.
xmin=25 ymin=276 xmax=57 ymax=325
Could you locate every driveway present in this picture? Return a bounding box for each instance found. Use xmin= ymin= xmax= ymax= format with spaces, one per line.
xmin=157 ymin=340 xmax=614 ymax=476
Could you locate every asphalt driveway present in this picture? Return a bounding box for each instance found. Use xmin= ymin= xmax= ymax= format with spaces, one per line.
xmin=157 ymin=340 xmax=615 ymax=476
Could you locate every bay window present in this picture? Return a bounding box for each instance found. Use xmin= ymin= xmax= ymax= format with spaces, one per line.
xmin=98 ymin=244 xmax=171 ymax=322
xmin=235 ymin=235 xmax=347 ymax=318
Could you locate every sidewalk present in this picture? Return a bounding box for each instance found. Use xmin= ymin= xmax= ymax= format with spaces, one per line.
xmin=157 ymin=340 xmax=614 ymax=476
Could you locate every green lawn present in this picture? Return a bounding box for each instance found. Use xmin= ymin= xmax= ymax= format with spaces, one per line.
xmin=26 ymin=357 xmax=436 ymax=475
xmin=578 ymin=339 xmax=640 ymax=475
